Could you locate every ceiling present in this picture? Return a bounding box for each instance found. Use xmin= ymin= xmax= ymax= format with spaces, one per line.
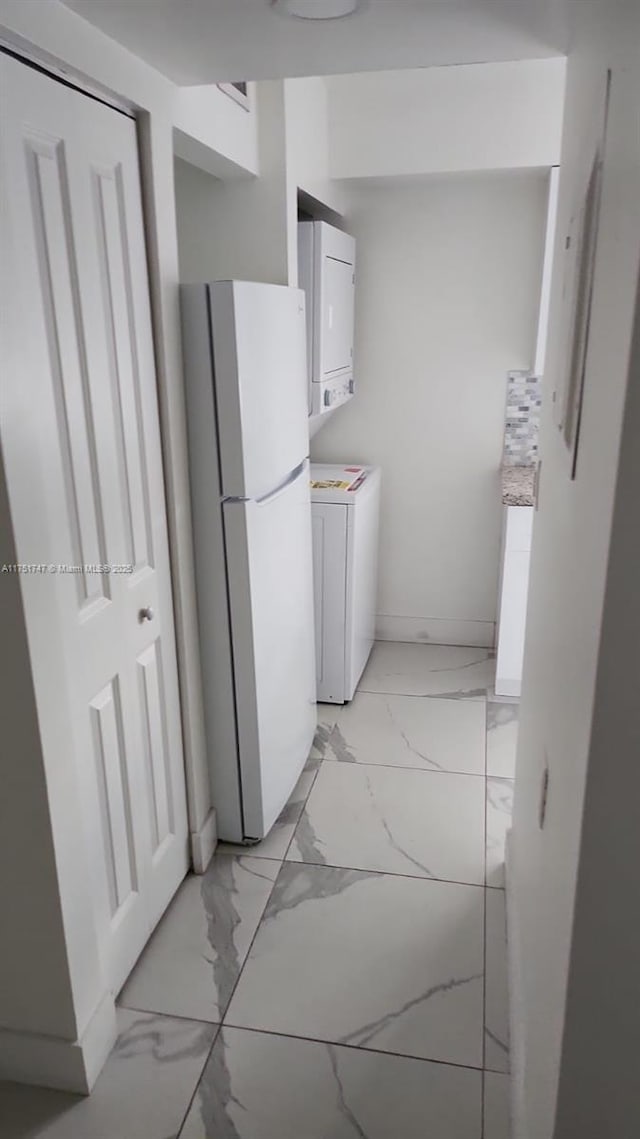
xmin=60 ymin=0 xmax=570 ymax=86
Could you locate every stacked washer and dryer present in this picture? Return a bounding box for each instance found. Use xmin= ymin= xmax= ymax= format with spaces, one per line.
xmin=299 ymin=220 xmax=381 ymax=705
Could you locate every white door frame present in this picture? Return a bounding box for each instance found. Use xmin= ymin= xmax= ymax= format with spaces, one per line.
xmin=134 ymin=104 xmax=218 ymax=874
xmin=0 ymin=31 xmax=216 ymax=873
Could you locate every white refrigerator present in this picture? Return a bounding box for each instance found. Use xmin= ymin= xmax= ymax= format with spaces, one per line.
xmin=181 ymin=281 xmax=317 ymax=843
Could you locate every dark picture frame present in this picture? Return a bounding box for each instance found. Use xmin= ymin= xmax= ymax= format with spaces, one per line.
xmin=560 ymin=70 xmax=612 ymax=479
xmin=217 ymin=81 xmax=251 ymax=111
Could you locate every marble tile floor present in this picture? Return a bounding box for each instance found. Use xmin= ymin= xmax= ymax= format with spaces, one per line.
xmin=1 ymin=644 xmax=518 ymax=1139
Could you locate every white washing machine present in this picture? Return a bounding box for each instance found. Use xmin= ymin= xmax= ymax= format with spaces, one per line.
xmin=310 ymin=464 xmax=381 ymax=704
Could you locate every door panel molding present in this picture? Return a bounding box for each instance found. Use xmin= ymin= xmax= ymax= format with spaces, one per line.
xmin=90 ymin=677 xmax=139 ymax=915
xmin=26 ymin=133 xmax=111 ymax=609
xmin=138 ymin=640 xmax=174 ymax=854
xmin=92 ymin=163 xmax=154 ymax=573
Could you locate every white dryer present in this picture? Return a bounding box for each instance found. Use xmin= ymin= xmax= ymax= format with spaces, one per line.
xmin=310 ymin=464 xmax=381 ymax=704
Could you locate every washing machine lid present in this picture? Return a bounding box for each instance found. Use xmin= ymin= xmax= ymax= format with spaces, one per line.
xmin=310 ymin=463 xmax=373 ymax=503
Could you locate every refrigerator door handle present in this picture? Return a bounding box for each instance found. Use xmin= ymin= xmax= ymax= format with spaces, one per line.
xmin=253 ymin=459 xmax=309 ymax=506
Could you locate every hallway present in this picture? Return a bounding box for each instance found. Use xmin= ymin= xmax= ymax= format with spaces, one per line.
xmin=1 ymin=643 xmax=516 ymax=1139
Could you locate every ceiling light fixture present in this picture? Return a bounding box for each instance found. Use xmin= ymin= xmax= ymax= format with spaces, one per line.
xmin=271 ymin=0 xmax=362 ymax=20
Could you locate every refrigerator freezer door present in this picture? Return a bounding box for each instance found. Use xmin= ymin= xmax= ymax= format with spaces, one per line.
xmin=223 ymin=462 xmax=317 ymax=839
xmin=209 ymin=281 xmax=309 ymax=501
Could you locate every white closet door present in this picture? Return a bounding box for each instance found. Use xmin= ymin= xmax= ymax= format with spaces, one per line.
xmin=0 ymin=54 xmax=189 ymax=992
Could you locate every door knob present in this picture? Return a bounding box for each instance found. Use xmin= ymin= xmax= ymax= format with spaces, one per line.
xmin=139 ymin=606 xmax=154 ymax=623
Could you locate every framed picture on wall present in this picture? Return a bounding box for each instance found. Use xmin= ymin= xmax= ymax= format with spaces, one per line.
xmin=556 ymin=70 xmax=612 ymax=479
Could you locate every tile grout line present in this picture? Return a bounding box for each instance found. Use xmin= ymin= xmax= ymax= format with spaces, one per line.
xmin=173 ymin=882 xmax=281 ymax=1137
xmin=285 ymin=719 xmax=488 ymax=889
xmin=288 ymin=711 xmax=488 ymax=892
xmin=176 ymin=678 xmax=494 ymax=1135
xmin=218 ymin=1020 xmax=489 ymax=1076
xmin=215 ymin=853 xmax=285 ymax=866
xmin=162 ymin=830 xmax=305 ymax=1139
xmin=122 ymin=667 xmax=498 ymax=1137
xmin=126 ymin=754 xmax=326 ymax=1139
xmin=214 ymin=746 xmax=324 ymax=1037
xmin=224 ymin=702 xmax=489 ymax=1109
xmin=281 ymin=754 xmax=322 ymax=863
xmin=220 ymin=709 xmax=489 ymax=1078
xmin=174 ymin=1022 xmax=222 ymax=1139
xmin=118 ymin=1003 xmax=220 ymax=1028
xmin=322 ymin=757 xmax=489 ymax=778
xmin=357 ymin=690 xmax=489 ymax=701
xmin=172 ymin=831 xmax=299 ymax=1135
xmin=281 ymin=856 xmax=487 ymax=890
xmin=321 ymin=690 xmax=488 ymax=704
xmin=217 ymin=867 xmax=284 ymax=1027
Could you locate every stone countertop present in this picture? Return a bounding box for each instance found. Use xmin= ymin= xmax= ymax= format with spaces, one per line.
xmin=501 ymin=465 xmax=536 ymax=507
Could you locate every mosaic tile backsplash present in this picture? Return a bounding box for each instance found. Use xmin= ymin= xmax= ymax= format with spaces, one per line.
xmin=503 ymin=370 xmax=541 ymax=465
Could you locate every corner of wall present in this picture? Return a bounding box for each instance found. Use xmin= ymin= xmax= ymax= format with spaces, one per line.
xmin=172 ymin=83 xmax=259 ymax=179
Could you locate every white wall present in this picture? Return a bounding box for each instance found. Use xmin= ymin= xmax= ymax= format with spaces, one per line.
xmin=284 ymin=76 xmax=347 ymax=217
xmin=554 ymin=275 xmax=640 ymax=1137
xmin=312 ymin=172 xmax=547 ymax=647
xmin=175 ymin=82 xmax=293 ymax=287
xmin=510 ymin=0 xmax=640 ymax=1134
xmin=328 ymin=58 xmax=566 ymax=181
xmin=174 ymin=77 xmax=349 ymax=289
xmin=173 ymin=82 xmax=258 ymax=178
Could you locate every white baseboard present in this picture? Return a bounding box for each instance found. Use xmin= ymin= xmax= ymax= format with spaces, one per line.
xmin=375 ymin=614 xmax=495 ymax=648
xmin=0 ymin=992 xmax=116 ymax=1094
xmin=505 ymin=828 xmax=527 ymax=1139
xmin=191 ymin=807 xmax=218 ymax=874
